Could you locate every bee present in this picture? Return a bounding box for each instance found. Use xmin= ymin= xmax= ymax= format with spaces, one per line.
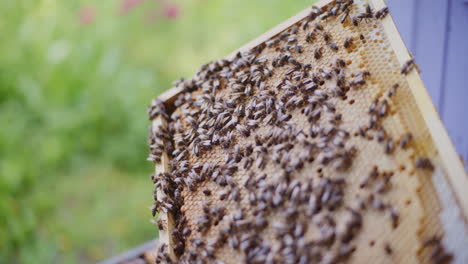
xmin=330 ymin=86 xmax=345 ymax=97
xmin=375 ymin=7 xmax=389 ymax=19
xmin=219 ymin=190 xmax=228 ymax=201
xmin=338 ymin=245 xmax=357 ymax=260
xmin=369 ymin=114 xmax=378 ymax=129
xmin=255 ymin=215 xmax=268 ymax=229
xmin=359 ymin=173 xmax=371 ymax=189
xmin=370 ymin=195 xmax=386 ymax=210
xmin=335 ymin=58 xmax=346 ymax=68
xmin=196 ymin=214 xmax=212 ymax=233
xmin=244 ymin=144 xmax=253 ymax=156
xmin=265 ymin=38 xmax=279 ymax=48
xmin=201 ymin=139 xmax=212 ymax=149
xmin=243 ymin=157 xmax=253 ymax=170
xmin=358 ymin=4 xmax=374 ymax=21
xmin=415 ymin=157 xmax=434 ymax=171
xmin=358 ymin=126 xmax=367 ymax=137
xmin=369 ymin=98 xmax=379 ymax=113
xmin=263 ymin=113 xmax=275 ymax=125
xmin=156 ymin=243 xmax=171 ymax=263
xmin=338 ymin=8 xmax=349 ymax=23
xmin=290 ymin=25 xmax=299 ymax=35
xmin=384 ymin=138 xmax=394 ymax=154
xmin=248 ymin=192 xmax=258 ymax=206
xmin=315 ymin=23 xmax=324 ymax=31
xmin=343 ymin=37 xmax=353 ymax=48
xmin=323 ymin=32 xmax=332 ymax=43
xmin=388 ymin=83 xmax=398 ymax=97
xmin=228 ymin=235 xmax=239 ymax=249
xmin=320 ymin=11 xmax=331 ymax=21
xmin=301 ymin=19 xmax=310 ymax=30
xmin=296 ymin=44 xmax=304 ymax=54
xmin=171 ymin=229 xmax=182 ymax=242
xmin=384 ymin=243 xmax=393 ymax=255
xmin=328 ymin=43 xmax=339 ymax=51
xmin=182 ymin=226 xmax=191 ymax=237
xmin=334 ymin=113 xmax=343 ymax=122
xmin=306 ymin=30 xmax=316 ymax=43
xmin=309 ymin=108 xmax=322 ymax=123
xmin=287 ymin=35 xmax=298 ymax=44
xmin=351 ymin=71 xmax=370 ymax=87
xmin=192 ymin=143 xmax=200 ymax=157
xmin=388 ymin=207 xmax=399 ymax=229
xmin=422 ymin=236 xmax=453 ymax=262
xmin=329 ymin=5 xmax=340 ymax=17
xmin=423 ymin=236 xmax=442 ymax=248
xmin=228 ymin=188 xmax=240 ymax=202
xmin=147 ymin=153 xmax=162 ymax=163
xmin=157 ymin=219 xmax=165 ymax=230
xmin=401 ymin=59 xmax=416 ymax=74
xmin=361 ymin=71 xmax=371 ymax=78
xmin=399 ymin=133 xmax=412 ymax=149
xmin=352 ymin=16 xmax=360 ymax=26
xmin=256 ymin=154 xmax=267 ymax=169
xmin=279 ymin=113 xmax=292 ymax=122
xmin=320 ymin=68 xmax=333 ymax=79
xmin=314 ymin=47 xmax=323 ymax=59
xmin=304 ymin=81 xmax=318 ymax=92
xmin=309 ymin=5 xmax=323 ymax=21
xmin=151 ymin=204 xmax=158 ymax=217
xmin=284 ymin=67 xmax=296 ymax=76
xmin=376 ymin=128 xmax=386 ymax=142
xmin=350 ymin=196 xmax=366 ymax=211
xmin=324 ymin=102 xmax=336 ymax=113
xmin=379 ymin=100 xmax=388 ymax=117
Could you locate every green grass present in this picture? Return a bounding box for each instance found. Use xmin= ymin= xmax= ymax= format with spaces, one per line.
xmin=0 ymin=0 xmax=314 ymax=263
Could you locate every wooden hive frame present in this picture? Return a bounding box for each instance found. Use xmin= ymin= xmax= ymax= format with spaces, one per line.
xmin=151 ymin=0 xmax=468 ymax=261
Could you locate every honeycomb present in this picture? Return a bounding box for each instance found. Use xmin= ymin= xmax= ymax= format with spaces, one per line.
xmin=147 ymin=0 xmax=468 ymax=263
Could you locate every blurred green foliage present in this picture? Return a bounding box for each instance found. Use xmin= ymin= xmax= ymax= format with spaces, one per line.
xmin=0 ymin=0 xmax=314 ymax=263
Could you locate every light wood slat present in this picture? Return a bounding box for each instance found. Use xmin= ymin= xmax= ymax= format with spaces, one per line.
xmin=370 ymin=0 xmax=468 ymax=223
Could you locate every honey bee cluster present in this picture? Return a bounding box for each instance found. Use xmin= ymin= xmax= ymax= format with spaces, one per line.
xmin=147 ymin=0 xmax=451 ymax=263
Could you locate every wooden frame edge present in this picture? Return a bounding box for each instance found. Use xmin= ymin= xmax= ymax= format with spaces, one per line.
xmin=369 ymin=0 xmax=468 ymax=222
xmin=152 ymin=116 xmax=177 ymax=261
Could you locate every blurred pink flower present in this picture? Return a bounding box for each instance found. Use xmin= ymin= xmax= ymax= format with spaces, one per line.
xmin=162 ymin=3 xmax=180 ymax=20
xmin=144 ymin=9 xmax=161 ymax=24
xmin=78 ymin=6 xmax=96 ymax=25
xmin=120 ymin=0 xmax=146 ymax=14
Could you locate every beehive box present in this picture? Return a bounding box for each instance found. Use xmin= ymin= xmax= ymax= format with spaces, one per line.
xmin=147 ymin=0 xmax=468 ymax=263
